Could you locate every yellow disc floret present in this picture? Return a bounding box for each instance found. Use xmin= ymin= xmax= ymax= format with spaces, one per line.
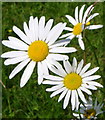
xmin=63 ymin=73 xmax=82 ymax=90
xmin=28 ymin=40 xmax=49 ymax=62
xmin=73 ymin=23 xmax=83 ymax=35
xmin=86 ymin=21 xmax=90 ymax=26
xmin=84 ymin=109 xmax=96 ymax=119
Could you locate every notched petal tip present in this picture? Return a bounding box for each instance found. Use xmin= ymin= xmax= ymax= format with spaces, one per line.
xmin=63 ymin=22 xmax=67 ymax=27
xmin=38 ymin=81 xmax=42 ymax=85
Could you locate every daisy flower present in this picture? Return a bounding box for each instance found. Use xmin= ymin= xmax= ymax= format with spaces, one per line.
xmin=60 ymin=4 xmax=103 ymax=50
xmin=42 ymin=57 xmax=103 ymax=110
xmin=1 ymin=16 xmax=77 ymax=87
xmin=73 ymin=97 xmax=104 ymax=119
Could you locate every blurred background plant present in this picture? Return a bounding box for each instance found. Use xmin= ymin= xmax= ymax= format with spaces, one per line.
xmin=2 ymin=2 xmax=105 ymax=119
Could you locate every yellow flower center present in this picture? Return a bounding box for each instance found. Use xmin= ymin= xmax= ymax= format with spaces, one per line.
xmin=73 ymin=23 xmax=83 ymax=35
xmin=63 ymin=73 xmax=82 ymax=90
xmin=84 ymin=109 xmax=96 ymax=119
xmin=28 ymin=40 xmax=49 ymax=62
xmin=86 ymin=21 xmax=90 ymax=26
xmin=72 ymin=22 xmax=90 ymax=35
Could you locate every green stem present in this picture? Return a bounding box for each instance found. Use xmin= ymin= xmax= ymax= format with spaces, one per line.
xmin=85 ymin=36 xmax=100 ymax=67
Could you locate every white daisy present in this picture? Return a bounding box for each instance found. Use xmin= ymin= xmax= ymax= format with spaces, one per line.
xmin=73 ymin=97 xmax=104 ymax=120
xmin=1 ymin=16 xmax=77 ymax=87
xmin=60 ymin=4 xmax=103 ymax=50
xmin=42 ymin=57 xmax=103 ymax=110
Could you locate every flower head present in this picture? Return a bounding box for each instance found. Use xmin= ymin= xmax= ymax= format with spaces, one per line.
xmin=60 ymin=4 xmax=103 ymax=50
xmin=43 ymin=57 xmax=103 ymax=110
xmin=1 ymin=16 xmax=77 ymax=87
xmin=73 ymin=97 xmax=104 ymax=119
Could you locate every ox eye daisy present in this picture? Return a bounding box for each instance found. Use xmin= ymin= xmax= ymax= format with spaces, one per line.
xmin=1 ymin=16 xmax=77 ymax=87
xmin=43 ymin=57 xmax=103 ymax=110
xmin=73 ymin=97 xmax=104 ymax=119
xmin=60 ymin=4 xmax=103 ymax=50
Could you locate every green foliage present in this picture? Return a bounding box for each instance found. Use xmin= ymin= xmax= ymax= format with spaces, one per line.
xmin=2 ymin=2 xmax=105 ymax=119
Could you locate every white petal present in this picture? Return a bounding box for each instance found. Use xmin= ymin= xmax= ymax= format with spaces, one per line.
xmin=37 ymin=62 xmax=43 ymax=85
xmin=85 ymin=25 xmax=103 ymax=30
xmin=86 ymin=13 xmax=99 ymax=23
xmin=82 ymin=75 xmax=101 ymax=81
xmin=87 ymin=81 xmax=103 ymax=88
xmin=52 ymin=63 xmax=67 ymax=77
xmin=42 ymin=80 xmax=63 ymax=85
xmin=75 ymin=6 xmax=79 ymax=23
xmin=94 ymin=98 xmax=98 ymax=109
xmin=29 ymin=16 xmax=35 ymax=42
xmin=50 ymin=87 xmax=66 ymax=98
xmin=34 ymin=17 xmax=39 ymax=41
xmin=8 ymin=36 xmax=29 ymax=49
xmin=82 ymin=5 xmax=94 ymax=24
xmin=72 ymin=57 xmax=77 ymax=73
xmin=63 ymin=60 xmax=72 ymax=74
xmin=77 ymin=88 xmax=87 ymax=103
xmin=73 ymin=113 xmax=79 ymax=118
xmin=49 ymin=47 xmax=77 ymax=53
xmin=88 ymin=96 xmax=92 ymax=104
xmin=13 ymin=26 xmax=31 ymax=44
xmin=41 ymin=60 xmax=49 ymax=75
xmin=97 ymin=103 xmax=103 ymax=111
xmin=20 ymin=61 xmax=36 ymax=87
xmin=44 ymin=58 xmax=53 ymax=70
xmin=71 ymin=90 xmax=76 ymax=110
xmin=49 ymin=39 xmax=70 ymax=48
xmin=59 ymin=33 xmax=73 ymax=39
xmin=23 ymin=22 xmax=29 ymax=36
xmin=79 ymin=63 xmax=91 ymax=76
xmin=79 ymin=4 xmax=85 ymax=23
xmin=99 ymin=103 xmax=104 ymax=109
xmin=1 ymin=51 xmax=27 ymax=58
xmin=4 ymin=55 xmax=28 ymax=65
xmin=39 ymin=16 xmax=45 ymax=40
xmin=43 ymin=75 xmax=63 ymax=81
xmin=43 ymin=19 xmax=53 ymax=41
xmin=23 ymin=22 xmax=31 ymax=42
xmin=65 ymin=15 xmax=77 ymax=26
xmin=9 ymin=58 xmax=30 ymax=79
xmin=78 ymin=37 xmax=85 ymax=50
xmin=67 ymin=34 xmax=75 ymax=40
xmin=49 ymin=66 xmax=65 ymax=77
xmin=63 ymin=90 xmax=71 ymax=109
xmin=81 ymin=67 xmax=99 ymax=78
xmin=64 ymin=27 xmax=73 ymax=31
xmin=48 ymin=59 xmax=63 ymax=70
xmin=46 ymin=23 xmax=66 ymax=45
xmin=48 ymin=54 xmax=68 ymax=61
xmin=46 ymin=84 xmax=64 ymax=92
xmin=76 ymin=59 xmax=84 ymax=74
xmin=80 ymin=86 xmax=92 ymax=95
xmin=2 ymin=40 xmax=28 ymax=51
xmin=75 ymin=90 xmax=79 ymax=110
xmin=58 ymin=89 xmax=68 ymax=102
xmin=82 ymin=84 xmax=97 ymax=90
xmin=96 ymin=111 xmax=103 ymax=116
xmin=53 ymin=61 xmax=67 ymax=76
